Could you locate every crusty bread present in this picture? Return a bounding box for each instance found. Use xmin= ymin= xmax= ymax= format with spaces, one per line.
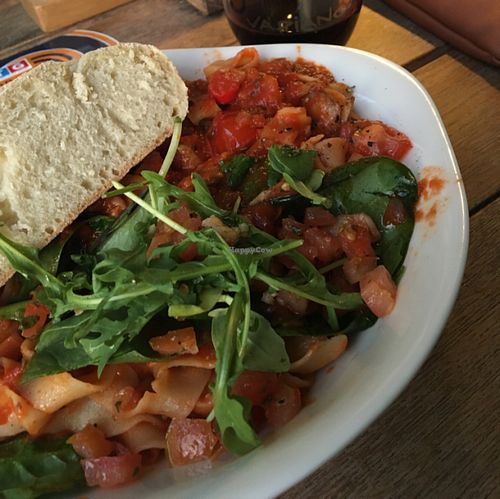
xmin=0 ymin=43 xmax=188 ymax=286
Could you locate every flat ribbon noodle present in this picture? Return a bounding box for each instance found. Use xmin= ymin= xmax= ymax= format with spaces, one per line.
xmin=18 ymin=372 xmax=102 ymax=413
xmin=118 ymin=421 xmax=167 ymax=453
xmin=288 ymin=335 xmax=348 ymax=374
xmin=129 ymin=366 xmax=211 ymax=419
xmin=0 ymin=385 xmax=51 ymax=438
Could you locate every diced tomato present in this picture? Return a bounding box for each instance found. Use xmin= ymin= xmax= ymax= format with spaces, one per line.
xmin=301 ymin=227 xmax=343 ymax=265
xmin=360 ymin=265 xmax=397 ymax=317
xmin=0 ymin=320 xmax=22 ymax=360
xmin=136 ymin=150 xmax=163 ymax=173
xmin=258 ymin=57 xmax=293 ymax=77
xmin=280 ymin=73 xmax=317 ymax=106
xmin=209 ymin=111 xmax=266 ymax=154
xmin=22 ymin=302 xmax=50 ymax=338
xmin=235 ymin=69 xmax=282 ymax=115
xmin=88 ymin=196 xmax=128 ymax=218
xmin=69 ymin=425 xmax=115 ymax=459
xmin=0 ymin=361 xmax=23 ymax=389
xmin=179 ymin=134 xmax=212 ymax=162
xmin=147 ymin=205 xmax=202 ymax=258
xmin=278 ymin=217 xmax=304 ymax=239
xmin=232 ymin=371 xmax=279 ymax=406
xmin=343 ymin=256 xmax=378 ymax=284
xmin=351 ymin=122 xmax=412 ymax=160
xmin=195 ymin=156 xmax=226 ymax=185
xmin=303 ymin=207 xmax=336 ymax=227
xmin=82 ymin=453 xmax=142 ymax=488
xmin=264 ymin=381 xmax=301 ymax=428
xmin=338 ymin=224 xmax=375 ymax=258
xmin=171 ymin=144 xmax=202 ymax=173
xmin=208 ymin=69 xmax=244 ymax=105
xmin=166 ymin=418 xmax=219 ymax=466
xmin=244 ymin=202 xmax=281 ymax=234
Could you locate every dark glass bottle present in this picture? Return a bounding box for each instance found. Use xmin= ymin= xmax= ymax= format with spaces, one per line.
xmin=223 ymin=0 xmax=362 ymax=45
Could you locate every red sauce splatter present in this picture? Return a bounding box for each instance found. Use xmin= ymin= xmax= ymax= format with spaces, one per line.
xmin=418 ymin=176 xmax=445 ymax=201
xmin=417 ymin=167 xmax=446 ymax=226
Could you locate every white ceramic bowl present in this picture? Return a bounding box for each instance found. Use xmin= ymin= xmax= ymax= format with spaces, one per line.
xmin=91 ymin=44 xmax=468 ymax=499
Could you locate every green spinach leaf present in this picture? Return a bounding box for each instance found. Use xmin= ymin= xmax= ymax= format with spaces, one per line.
xmin=320 ymin=156 xmax=417 ymax=275
xmin=220 ymin=155 xmax=256 ymax=189
xmin=0 ymin=435 xmax=85 ymax=498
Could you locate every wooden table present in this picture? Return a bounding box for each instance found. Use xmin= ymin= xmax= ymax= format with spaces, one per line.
xmin=1 ymin=1 xmax=499 ymax=497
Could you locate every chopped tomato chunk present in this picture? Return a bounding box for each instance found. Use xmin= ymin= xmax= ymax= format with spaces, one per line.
xmin=264 ymin=380 xmax=301 ymax=428
xmin=360 ymin=265 xmax=397 ymax=317
xmin=166 ymin=418 xmax=219 ymax=466
xmin=351 ymin=122 xmax=412 ymax=160
xmin=236 ymin=68 xmax=282 ymax=115
xmin=210 ymin=111 xmax=266 ymax=154
xmin=232 ymin=371 xmax=279 ymax=406
xmin=0 ymin=320 xmax=22 ymax=360
xmin=82 ymin=453 xmax=142 ymax=488
xmin=208 ymin=69 xmax=244 ymax=105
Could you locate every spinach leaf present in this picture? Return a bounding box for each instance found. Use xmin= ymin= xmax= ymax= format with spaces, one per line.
xmin=320 ymin=156 xmax=417 ymax=275
xmin=267 ymin=145 xmax=316 ymax=182
xmin=0 ymin=435 xmax=85 ymax=498
xmin=220 ymin=155 xmax=256 ymax=189
xmin=267 ymin=145 xmax=330 ymax=206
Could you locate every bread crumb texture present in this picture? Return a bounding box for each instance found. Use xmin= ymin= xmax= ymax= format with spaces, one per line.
xmin=0 ymin=43 xmax=188 ymax=285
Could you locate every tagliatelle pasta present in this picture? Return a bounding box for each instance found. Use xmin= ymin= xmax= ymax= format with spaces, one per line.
xmin=0 ymin=47 xmax=418 ymax=496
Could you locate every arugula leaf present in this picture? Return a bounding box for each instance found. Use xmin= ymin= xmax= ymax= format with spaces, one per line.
xmin=168 ymin=286 xmax=224 ymax=318
xmin=220 ymin=155 xmax=256 ymax=189
xmin=0 ymin=435 xmax=85 ymax=498
xmin=320 ymin=156 xmax=417 ymax=275
xmin=210 ymin=298 xmax=261 ymax=455
xmin=144 ymin=171 xmax=232 ymax=222
xmin=0 ymin=234 xmax=63 ymax=296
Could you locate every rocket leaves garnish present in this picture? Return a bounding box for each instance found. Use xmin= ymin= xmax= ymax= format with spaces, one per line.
xmin=0 ymin=118 xmax=417 ymax=460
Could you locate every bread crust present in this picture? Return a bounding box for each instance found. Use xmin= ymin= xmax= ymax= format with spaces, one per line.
xmin=0 ymin=43 xmax=188 ymax=286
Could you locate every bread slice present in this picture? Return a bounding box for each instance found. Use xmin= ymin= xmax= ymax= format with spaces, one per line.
xmin=0 ymin=43 xmax=188 ymax=286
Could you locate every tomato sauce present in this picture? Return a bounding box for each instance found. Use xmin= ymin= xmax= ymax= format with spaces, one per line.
xmin=171 ymin=47 xmax=412 ymax=201
xmin=416 ymin=166 xmax=446 ymax=226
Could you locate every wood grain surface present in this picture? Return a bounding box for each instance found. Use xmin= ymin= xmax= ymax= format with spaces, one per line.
xmin=414 ymin=52 xmax=500 ymax=212
xmin=1 ymin=0 xmax=498 ymax=497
